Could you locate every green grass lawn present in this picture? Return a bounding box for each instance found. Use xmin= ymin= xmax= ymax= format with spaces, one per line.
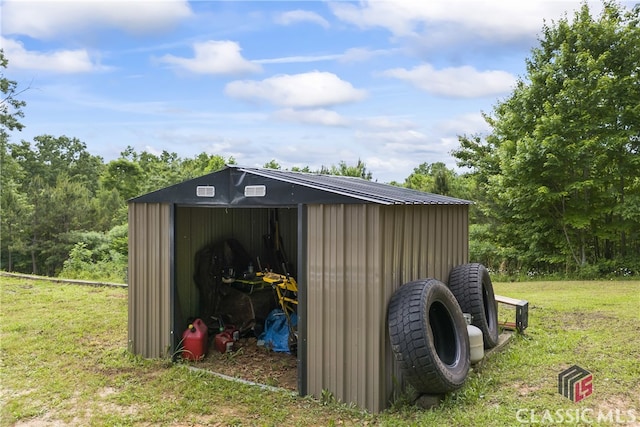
xmin=1 ymin=276 xmax=638 ymax=426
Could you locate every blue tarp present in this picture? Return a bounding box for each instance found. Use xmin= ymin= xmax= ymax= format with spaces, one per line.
xmin=257 ymin=309 xmax=297 ymax=353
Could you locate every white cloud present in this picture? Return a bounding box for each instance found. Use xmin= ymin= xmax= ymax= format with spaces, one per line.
xmin=272 ymin=144 xmax=359 ymax=172
xmin=356 ymin=129 xmax=431 ymax=146
xmin=357 ymin=116 xmax=417 ymax=130
xmin=382 ymin=63 xmax=517 ymax=98
xmin=329 ymin=1 xmax=418 ymax=37
xmin=2 ymin=0 xmax=193 ymax=39
xmin=159 ymin=41 xmax=262 ymax=75
xmin=254 ymin=54 xmax=342 ymax=65
xmin=224 ymin=71 xmax=367 ymax=108
xmin=329 ymin=0 xmax=591 ymax=44
xmin=435 ymin=112 xmax=490 ymax=135
xmin=143 ymin=145 xmax=163 ymax=157
xmin=254 ymin=47 xmax=399 ymax=65
xmin=272 ymin=108 xmax=349 ymax=127
xmin=1 ymin=37 xmax=108 ymax=73
xmin=157 ymin=130 xmax=253 ymax=157
xmin=338 ymin=47 xmax=399 ymax=63
xmin=351 ymin=111 xmax=497 ymax=180
xmin=364 ymin=155 xmax=422 ymax=182
xmin=276 ymin=10 xmax=330 ymax=28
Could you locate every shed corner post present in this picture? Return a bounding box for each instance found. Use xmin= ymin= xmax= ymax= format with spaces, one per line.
xmin=127 ymin=202 xmax=137 ymax=355
xmin=296 ymin=203 xmax=308 ymax=396
xmin=169 ymin=203 xmax=177 ymax=360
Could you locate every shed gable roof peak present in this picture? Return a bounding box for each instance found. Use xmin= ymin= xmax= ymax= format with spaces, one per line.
xmin=130 ymin=165 xmax=472 ymax=206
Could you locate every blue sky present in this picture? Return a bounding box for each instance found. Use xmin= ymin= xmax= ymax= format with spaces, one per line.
xmin=2 ymin=0 xmax=634 ymax=182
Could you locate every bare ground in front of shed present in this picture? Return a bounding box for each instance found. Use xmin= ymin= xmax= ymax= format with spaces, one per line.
xmin=190 ymin=336 xmax=298 ymax=391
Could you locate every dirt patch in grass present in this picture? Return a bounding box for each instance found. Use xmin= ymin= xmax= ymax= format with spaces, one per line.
xmin=190 ymin=337 xmax=298 ymax=391
xmin=556 ymin=310 xmax=618 ymax=330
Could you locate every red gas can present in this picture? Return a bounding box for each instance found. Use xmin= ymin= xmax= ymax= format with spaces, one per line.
xmin=215 ymin=331 xmax=234 ymax=354
xmin=182 ymin=318 xmax=208 ymax=360
xmin=224 ymin=324 xmax=239 ymax=341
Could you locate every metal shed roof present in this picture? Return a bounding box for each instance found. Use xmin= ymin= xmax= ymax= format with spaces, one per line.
xmin=130 ymin=165 xmax=472 ymax=206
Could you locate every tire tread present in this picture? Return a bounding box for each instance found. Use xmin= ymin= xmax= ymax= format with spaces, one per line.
xmin=388 ymin=279 xmax=470 ymax=394
xmin=447 ymin=263 xmax=499 ymax=348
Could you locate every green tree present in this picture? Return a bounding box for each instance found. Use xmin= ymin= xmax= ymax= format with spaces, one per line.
xmin=263 ymin=159 xmax=281 ymax=170
xmin=0 ymin=176 xmax=32 ymax=271
xmin=403 ymin=162 xmax=461 ymax=196
xmin=453 ymin=1 xmax=640 ymax=275
xmin=138 ymin=150 xmax=183 ymax=193
xmin=9 ymin=135 xmax=104 ymax=192
xmin=0 ymin=50 xmax=30 ymax=271
xmin=181 ymin=153 xmax=232 ymax=179
xmin=290 ymin=165 xmax=312 ymax=173
xmin=320 ymin=159 xmax=373 ymax=180
xmin=0 ymin=49 xmax=26 ymax=137
xmin=7 ymin=136 xmax=104 ymax=274
xmin=91 ymin=187 xmax=126 ymax=232
xmin=50 ymin=173 xmax=92 ymax=233
xmin=100 ymin=158 xmax=144 ymax=201
xmin=112 ymin=147 xmax=235 ymax=196
xmin=24 ymin=176 xmax=49 ymax=274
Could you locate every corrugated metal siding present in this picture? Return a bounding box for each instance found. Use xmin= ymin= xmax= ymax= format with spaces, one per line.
xmin=380 ymin=204 xmax=468 ymax=408
xmin=128 ymin=203 xmax=173 ymax=358
xmin=307 ymin=204 xmax=384 ymax=411
xmin=306 ymin=204 xmax=468 ymax=413
xmin=381 ymin=204 xmax=468 ymax=283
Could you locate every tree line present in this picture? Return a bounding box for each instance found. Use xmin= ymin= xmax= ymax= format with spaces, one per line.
xmin=1 ymin=2 xmax=638 ymax=280
xmin=453 ymin=2 xmax=640 ymax=277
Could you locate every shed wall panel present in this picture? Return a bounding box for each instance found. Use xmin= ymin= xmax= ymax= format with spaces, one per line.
xmin=306 ymin=204 xmax=385 ymax=411
xmin=128 ymin=203 xmax=173 ymax=358
xmin=380 ymin=204 xmax=468 ymax=404
xmin=306 ymin=204 xmax=468 ymax=413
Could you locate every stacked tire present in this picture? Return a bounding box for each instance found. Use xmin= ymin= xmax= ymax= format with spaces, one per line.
xmin=387 ymin=263 xmax=498 ymax=395
xmin=447 ymin=263 xmax=499 ymax=349
xmin=387 ymin=279 xmax=470 ymax=394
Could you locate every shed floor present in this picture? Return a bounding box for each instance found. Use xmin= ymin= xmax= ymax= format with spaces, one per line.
xmin=191 ymin=336 xmax=298 ymax=391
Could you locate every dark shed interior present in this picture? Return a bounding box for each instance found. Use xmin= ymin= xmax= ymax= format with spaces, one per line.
xmin=174 ymin=206 xmax=299 ymax=341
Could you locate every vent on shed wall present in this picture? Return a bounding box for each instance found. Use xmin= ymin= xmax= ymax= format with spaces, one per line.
xmin=196 ymin=186 xmax=215 ymax=197
xmin=244 ymin=185 xmax=266 ymax=197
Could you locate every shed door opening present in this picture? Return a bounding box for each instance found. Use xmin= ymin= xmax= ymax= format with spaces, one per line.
xmin=174 ymin=206 xmax=299 ymax=391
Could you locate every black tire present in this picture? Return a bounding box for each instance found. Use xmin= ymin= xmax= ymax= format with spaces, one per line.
xmin=387 ymin=279 xmax=470 ymax=394
xmin=448 ymin=263 xmax=499 ymax=349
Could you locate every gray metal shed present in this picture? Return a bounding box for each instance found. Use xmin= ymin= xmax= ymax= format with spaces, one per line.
xmin=128 ymin=165 xmax=471 ymax=413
